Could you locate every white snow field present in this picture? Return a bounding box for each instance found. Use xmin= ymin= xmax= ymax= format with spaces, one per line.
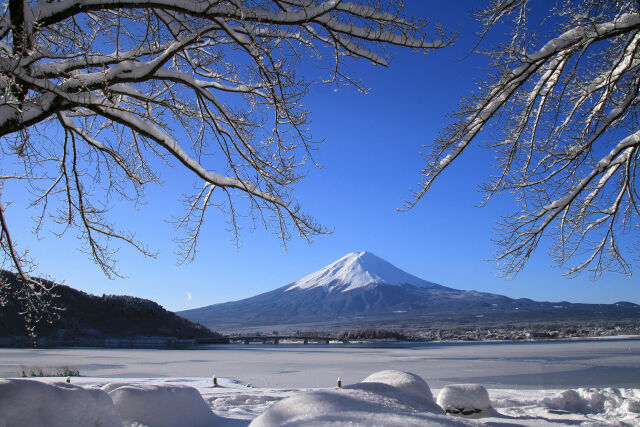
xmin=1 ymin=339 xmax=639 ymax=425
xmin=2 ymin=373 xmax=640 ymax=426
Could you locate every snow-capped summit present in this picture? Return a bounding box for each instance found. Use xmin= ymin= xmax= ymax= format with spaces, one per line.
xmin=178 ymin=251 xmax=639 ymax=331
xmin=286 ymin=251 xmax=434 ymax=293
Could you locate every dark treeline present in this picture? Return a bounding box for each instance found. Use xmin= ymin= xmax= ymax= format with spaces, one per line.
xmin=0 ymin=270 xmax=218 ymax=342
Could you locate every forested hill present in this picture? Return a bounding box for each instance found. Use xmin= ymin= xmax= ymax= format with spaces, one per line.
xmin=0 ymin=270 xmax=216 ymax=343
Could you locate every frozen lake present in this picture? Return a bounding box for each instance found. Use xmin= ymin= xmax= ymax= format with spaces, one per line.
xmin=1 ymin=339 xmax=639 ymax=389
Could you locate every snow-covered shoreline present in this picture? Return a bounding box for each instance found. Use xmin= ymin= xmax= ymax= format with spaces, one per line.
xmin=2 ymin=339 xmax=639 ymax=425
xmin=3 ymin=374 xmax=639 ymax=426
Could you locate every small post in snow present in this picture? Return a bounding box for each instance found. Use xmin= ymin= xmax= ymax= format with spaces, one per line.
xmin=212 ymin=374 xmax=218 ymax=387
xmin=337 ymin=377 xmax=342 ymax=388
xmin=66 ymin=377 xmax=71 ymax=383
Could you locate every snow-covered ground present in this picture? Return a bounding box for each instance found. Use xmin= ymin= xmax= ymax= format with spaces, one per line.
xmin=1 ymin=340 xmax=639 ymax=425
xmin=3 ymin=375 xmax=639 ymax=426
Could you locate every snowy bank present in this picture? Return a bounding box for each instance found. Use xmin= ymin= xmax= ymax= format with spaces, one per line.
xmin=0 ymin=379 xmax=221 ymax=427
xmin=108 ymin=383 xmax=222 ymax=427
xmin=2 ymin=375 xmax=640 ymax=426
xmin=249 ymin=385 xmax=472 ymax=426
xmin=0 ymin=379 xmax=122 ymax=427
xmin=250 ymin=370 xmax=471 ymax=426
xmin=492 ymin=387 xmax=640 ymax=425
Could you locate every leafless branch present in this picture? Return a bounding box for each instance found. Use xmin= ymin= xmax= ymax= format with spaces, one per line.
xmin=407 ymin=0 xmax=640 ymax=278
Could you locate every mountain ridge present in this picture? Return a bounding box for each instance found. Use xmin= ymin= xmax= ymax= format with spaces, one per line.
xmin=178 ymin=252 xmax=639 ymax=332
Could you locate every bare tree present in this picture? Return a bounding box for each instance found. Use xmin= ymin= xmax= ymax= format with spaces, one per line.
xmin=0 ymin=0 xmax=450 ymax=328
xmin=408 ymin=0 xmax=640 ymax=279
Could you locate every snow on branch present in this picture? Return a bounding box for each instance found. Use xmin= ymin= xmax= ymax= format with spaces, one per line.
xmin=408 ymin=0 xmax=640 ymax=278
xmin=0 ymin=0 xmax=451 ymax=316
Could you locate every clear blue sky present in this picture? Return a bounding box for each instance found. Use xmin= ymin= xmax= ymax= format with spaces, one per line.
xmin=6 ymin=2 xmax=638 ymax=311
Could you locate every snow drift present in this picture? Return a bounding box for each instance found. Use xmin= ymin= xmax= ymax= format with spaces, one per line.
xmin=0 ymin=379 xmax=122 ymax=427
xmin=492 ymin=387 xmax=640 ymax=425
xmin=249 ymin=370 xmax=473 ymax=426
xmin=107 ymin=383 xmax=221 ymax=427
xmin=542 ymin=387 xmax=640 ymax=415
xmin=0 ymin=380 xmax=221 ymax=427
xmin=2 ymin=375 xmax=640 ymax=426
xmin=361 ymin=370 xmax=435 ymax=401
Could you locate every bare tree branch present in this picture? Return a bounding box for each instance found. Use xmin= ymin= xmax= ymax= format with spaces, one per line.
xmin=408 ymin=0 xmax=640 ymax=279
xmin=0 ymin=0 xmax=452 ymax=329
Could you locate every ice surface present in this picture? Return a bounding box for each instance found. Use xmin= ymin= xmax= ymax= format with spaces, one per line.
xmin=437 ymin=384 xmax=491 ymax=414
xmin=1 ymin=339 xmax=639 ymax=389
xmin=287 ymin=251 xmax=437 ymax=292
xmin=0 ymin=379 xmax=122 ymax=427
xmin=108 ymin=383 xmax=221 ymax=427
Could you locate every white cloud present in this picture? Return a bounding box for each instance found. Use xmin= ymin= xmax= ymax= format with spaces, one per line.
xmin=186 ymin=291 xmax=192 ymax=301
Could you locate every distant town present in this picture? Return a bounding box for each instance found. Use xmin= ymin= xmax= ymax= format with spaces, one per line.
xmin=409 ymin=321 xmax=640 ymax=342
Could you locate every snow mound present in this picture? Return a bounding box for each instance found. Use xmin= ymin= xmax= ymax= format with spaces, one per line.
xmin=361 ymin=370 xmax=434 ymax=401
xmin=0 ymin=379 xmax=122 ymax=427
xmin=101 ymin=382 xmax=134 ymax=393
xmin=108 ymin=384 xmax=220 ymax=427
xmin=287 ymin=251 xmax=434 ymax=293
xmin=492 ymin=387 xmax=640 ymax=425
xmin=249 ymin=371 xmax=476 ymax=426
xmin=542 ymin=387 xmax=640 ymax=414
xmin=437 ymin=384 xmax=491 ymax=414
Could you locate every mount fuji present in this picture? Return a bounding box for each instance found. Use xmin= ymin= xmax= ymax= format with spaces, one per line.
xmin=285 ymin=251 xmax=443 ymax=293
xmin=178 ymin=251 xmax=638 ymax=332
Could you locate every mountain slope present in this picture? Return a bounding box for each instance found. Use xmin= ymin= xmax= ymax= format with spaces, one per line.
xmin=0 ymin=270 xmax=216 ymax=342
xmin=179 ymin=251 xmax=640 ymax=331
xmin=287 ymin=251 xmax=443 ymax=292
